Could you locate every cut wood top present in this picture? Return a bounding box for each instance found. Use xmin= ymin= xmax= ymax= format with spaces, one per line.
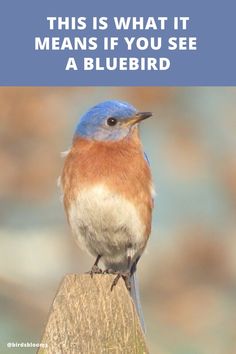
xmin=38 ymin=273 xmax=149 ymax=354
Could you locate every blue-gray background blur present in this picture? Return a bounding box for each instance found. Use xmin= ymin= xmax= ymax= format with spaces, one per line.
xmin=0 ymin=87 xmax=236 ymax=354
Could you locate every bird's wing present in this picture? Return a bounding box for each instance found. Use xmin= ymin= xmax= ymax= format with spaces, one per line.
xmin=143 ymin=151 xmax=156 ymax=204
xmin=143 ymin=151 xmax=150 ymax=166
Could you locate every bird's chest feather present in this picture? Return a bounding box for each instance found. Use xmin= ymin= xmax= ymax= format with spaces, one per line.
xmin=61 ymin=135 xmax=153 ymax=245
xmin=68 ymin=184 xmax=146 ymax=253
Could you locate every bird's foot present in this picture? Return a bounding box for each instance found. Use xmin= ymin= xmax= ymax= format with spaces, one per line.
xmin=103 ymin=268 xmax=115 ymax=274
xmin=87 ymin=255 xmax=102 ymax=278
xmin=88 ymin=264 xmax=103 ymax=278
xmin=110 ymin=271 xmax=131 ymax=292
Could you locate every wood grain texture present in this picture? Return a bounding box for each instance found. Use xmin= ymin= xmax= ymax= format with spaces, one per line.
xmin=38 ymin=274 xmax=149 ymax=354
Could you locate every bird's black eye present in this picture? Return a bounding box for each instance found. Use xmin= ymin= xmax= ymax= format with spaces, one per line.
xmin=107 ymin=117 xmax=117 ymax=126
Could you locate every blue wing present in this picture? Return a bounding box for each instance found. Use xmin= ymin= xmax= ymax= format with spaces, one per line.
xmin=144 ymin=151 xmax=150 ymax=166
xmin=143 ymin=151 xmax=155 ymax=205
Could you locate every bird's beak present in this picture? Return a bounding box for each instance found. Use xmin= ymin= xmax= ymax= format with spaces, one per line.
xmin=123 ymin=112 xmax=153 ymax=126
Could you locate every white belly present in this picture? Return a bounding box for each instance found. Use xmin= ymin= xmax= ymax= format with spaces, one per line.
xmin=68 ymin=184 xmax=146 ymax=271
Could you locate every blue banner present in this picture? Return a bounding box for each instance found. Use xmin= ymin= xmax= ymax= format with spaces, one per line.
xmin=0 ymin=0 xmax=235 ymax=85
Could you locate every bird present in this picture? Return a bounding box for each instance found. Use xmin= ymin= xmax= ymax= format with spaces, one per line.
xmin=60 ymin=100 xmax=155 ymax=330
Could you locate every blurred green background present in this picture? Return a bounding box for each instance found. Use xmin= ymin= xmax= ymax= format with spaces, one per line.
xmin=0 ymin=87 xmax=236 ymax=354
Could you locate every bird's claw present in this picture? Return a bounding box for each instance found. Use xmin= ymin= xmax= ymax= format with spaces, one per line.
xmin=103 ymin=268 xmax=114 ymax=274
xmin=110 ymin=271 xmax=131 ymax=291
xmin=88 ymin=265 xmax=103 ymax=278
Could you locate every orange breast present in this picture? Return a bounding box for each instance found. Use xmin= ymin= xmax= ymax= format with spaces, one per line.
xmin=61 ymin=128 xmax=153 ymax=239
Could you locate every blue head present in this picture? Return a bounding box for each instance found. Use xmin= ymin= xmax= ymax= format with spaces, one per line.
xmin=74 ymin=100 xmax=152 ymax=141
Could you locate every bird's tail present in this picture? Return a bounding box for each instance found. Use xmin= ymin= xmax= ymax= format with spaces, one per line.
xmin=130 ymin=272 xmax=146 ymax=333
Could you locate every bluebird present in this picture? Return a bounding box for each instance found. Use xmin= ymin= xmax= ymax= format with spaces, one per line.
xmin=61 ymin=100 xmax=154 ymax=330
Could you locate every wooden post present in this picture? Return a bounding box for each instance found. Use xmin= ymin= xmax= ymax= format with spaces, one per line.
xmin=38 ymin=274 xmax=149 ymax=353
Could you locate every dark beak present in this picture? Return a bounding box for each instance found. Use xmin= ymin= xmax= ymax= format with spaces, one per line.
xmin=135 ymin=112 xmax=152 ymax=122
xmin=123 ymin=111 xmax=153 ymax=126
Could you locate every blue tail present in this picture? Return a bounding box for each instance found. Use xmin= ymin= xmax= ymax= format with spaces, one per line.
xmin=130 ymin=272 xmax=146 ymax=333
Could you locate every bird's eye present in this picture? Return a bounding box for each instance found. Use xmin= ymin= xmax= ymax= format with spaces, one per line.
xmin=107 ymin=117 xmax=117 ymax=126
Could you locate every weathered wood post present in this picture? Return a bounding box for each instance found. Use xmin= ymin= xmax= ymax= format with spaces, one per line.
xmin=38 ymin=274 xmax=149 ymax=353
